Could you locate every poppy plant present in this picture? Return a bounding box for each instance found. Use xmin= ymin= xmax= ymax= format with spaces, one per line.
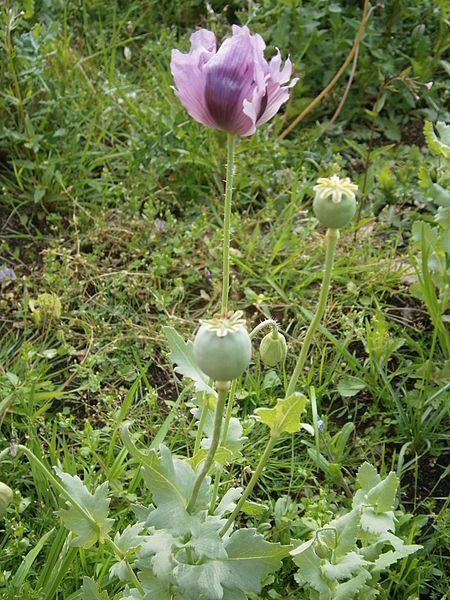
xmin=171 ymin=25 xmax=298 ymax=136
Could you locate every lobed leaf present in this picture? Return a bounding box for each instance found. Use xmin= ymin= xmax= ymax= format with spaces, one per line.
xmin=326 ymin=508 xmax=360 ymax=556
xmin=367 ymin=471 xmax=399 ymax=512
xmin=54 ymin=469 xmax=114 ymax=549
xmin=141 ymin=445 xmax=210 ymax=528
xmin=333 ymin=569 xmax=371 ymax=599
xmin=253 ymin=393 xmax=308 ymax=436
xmin=423 ymin=121 xmax=450 ymax=158
xmin=81 ymin=577 xmax=110 ymax=600
xmin=163 ymin=326 xmax=216 ymax=395
xmin=292 ymin=544 xmax=330 ymax=595
xmin=320 ymin=551 xmax=367 ymax=581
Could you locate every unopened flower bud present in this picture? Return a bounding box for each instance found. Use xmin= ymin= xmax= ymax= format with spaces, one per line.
xmin=259 ymin=330 xmax=287 ymax=367
xmin=314 ymin=539 xmax=332 ymax=560
xmin=0 ymin=482 xmax=13 ymax=517
xmin=313 ymin=175 xmax=358 ymax=229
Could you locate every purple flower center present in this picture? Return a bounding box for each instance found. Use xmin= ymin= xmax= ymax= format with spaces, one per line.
xmin=205 ymin=65 xmax=245 ymax=130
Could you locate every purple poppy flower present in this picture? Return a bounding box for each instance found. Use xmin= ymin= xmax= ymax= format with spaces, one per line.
xmin=170 ymin=25 xmax=298 ymax=137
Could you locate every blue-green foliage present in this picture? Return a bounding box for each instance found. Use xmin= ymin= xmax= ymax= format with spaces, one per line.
xmin=291 ymin=463 xmax=421 ymax=599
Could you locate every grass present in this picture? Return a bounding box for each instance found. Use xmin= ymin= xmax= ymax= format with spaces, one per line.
xmin=1 ymin=0 xmax=449 ymax=598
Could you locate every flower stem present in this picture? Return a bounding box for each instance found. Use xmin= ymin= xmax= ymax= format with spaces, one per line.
xmin=220 ymin=379 xmax=237 ymax=451
xmin=286 ymin=228 xmax=339 ymax=397
xmin=187 ymin=384 xmax=228 ymax=513
xmin=220 ymin=434 xmax=278 ymax=537
xmin=194 ymin=391 xmax=210 ymax=456
xmin=221 ymin=133 xmax=237 ymax=316
xmin=249 ymin=319 xmax=278 ymax=340
xmin=207 ymin=379 xmax=237 ymax=513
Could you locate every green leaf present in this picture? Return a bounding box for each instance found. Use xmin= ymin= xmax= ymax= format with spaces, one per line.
xmin=141 ymin=445 xmax=210 ymax=526
xmin=214 ymin=487 xmax=242 ymax=517
xmin=163 ymin=326 xmax=215 ymax=395
xmin=128 ymin=566 xmax=173 ymax=599
xmin=326 ymin=509 xmax=361 ymax=556
xmin=240 ymin=500 xmax=268 ymax=517
xmin=81 ymin=577 xmax=110 ymax=600
xmin=429 ymin=183 xmax=450 ymax=208
xmin=360 ymin=508 xmax=395 ymax=534
xmin=292 ymin=544 xmax=330 ymax=595
xmin=253 ymin=393 xmax=308 ymax=436
xmin=371 ymin=532 xmax=422 ymax=574
xmin=337 ymin=376 xmax=367 ymax=398
xmin=12 ymin=528 xmax=54 ymax=589
xmin=320 ymin=551 xmax=367 ymax=581
xmin=424 ymin=121 xmax=450 ymax=158
xmin=367 ymin=471 xmax=399 ymax=512
xmin=54 ymin=469 xmax=114 ymax=549
xmin=290 ymin=537 xmax=315 ymax=558
xmin=110 ymin=524 xmax=145 ymax=581
xmin=161 ymin=529 xmax=289 ymax=600
xmin=357 ymin=462 xmax=381 ymax=492
xmin=222 ymin=590 xmax=246 ymax=600
xmin=189 ymin=446 xmax=234 ymax=469
xmin=137 ymin=530 xmax=180 ymax=583
xmin=192 ymin=404 xmax=247 ymax=462
xmin=333 ymin=569 xmax=371 ymax=599
xmin=175 ymin=561 xmax=228 ymax=600
xmin=331 ymin=423 xmax=355 ymax=460
xmin=224 ymin=529 xmax=291 ymax=593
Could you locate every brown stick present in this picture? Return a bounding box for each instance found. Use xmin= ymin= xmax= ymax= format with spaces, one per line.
xmin=279 ymin=0 xmax=370 ymax=140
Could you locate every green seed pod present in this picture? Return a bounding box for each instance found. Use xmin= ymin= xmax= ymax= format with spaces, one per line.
xmin=193 ymin=311 xmax=252 ymax=382
xmin=313 ymin=175 xmax=358 ymax=229
xmin=0 ymin=482 xmax=13 ymax=517
xmin=259 ymin=331 xmax=287 ymax=367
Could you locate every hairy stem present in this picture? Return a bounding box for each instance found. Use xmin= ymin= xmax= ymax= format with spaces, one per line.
xmin=221 ymin=134 xmax=237 ymax=315
xmin=220 ymin=379 xmax=237 ymax=452
xmin=220 ymin=435 xmax=278 ymax=537
xmin=286 ymin=228 xmax=339 ymax=396
xmin=194 ymin=391 xmax=210 ymax=456
xmin=249 ymin=319 xmax=278 ymax=340
xmin=187 ymin=385 xmax=228 ymax=513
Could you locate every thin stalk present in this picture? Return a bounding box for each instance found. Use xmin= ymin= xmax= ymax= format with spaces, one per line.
xmin=310 ymin=387 xmax=321 ymax=472
xmin=209 ymin=379 xmax=237 ymax=513
xmin=286 ymin=229 xmax=339 ymax=397
xmin=249 ymin=319 xmax=278 ymax=340
xmin=187 ymin=386 xmax=228 ymax=513
xmin=221 ymin=134 xmax=237 ymax=315
xmin=209 ymin=466 xmax=223 ymax=514
xmin=194 ymin=391 xmax=210 ymax=455
xmin=221 ymin=379 xmax=237 ymax=450
xmin=220 ymin=435 xmax=278 ymax=537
